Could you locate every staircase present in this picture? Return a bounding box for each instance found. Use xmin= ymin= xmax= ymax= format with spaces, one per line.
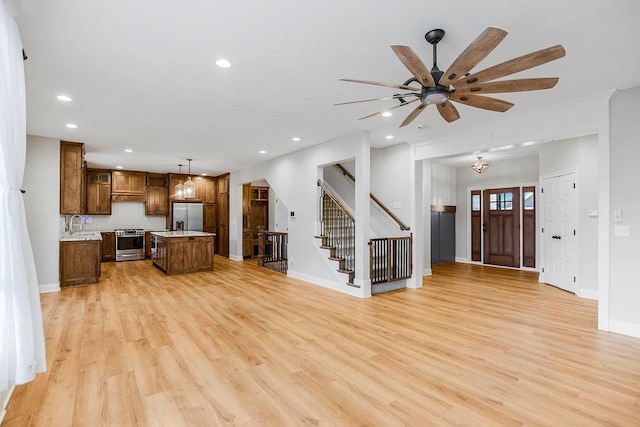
xmin=315 ymin=181 xmax=356 ymax=285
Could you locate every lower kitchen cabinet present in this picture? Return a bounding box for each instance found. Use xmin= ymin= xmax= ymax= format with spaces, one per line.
xmin=101 ymin=232 xmax=115 ymax=261
xmin=60 ymin=240 xmax=101 ymax=286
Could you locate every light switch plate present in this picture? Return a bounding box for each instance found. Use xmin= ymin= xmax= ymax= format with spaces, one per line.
xmin=587 ymin=210 xmax=599 ymax=217
xmin=393 ymin=201 xmax=401 ymax=209
xmin=614 ymin=210 xmax=622 ymax=222
xmin=614 ymin=225 xmax=630 ymax=236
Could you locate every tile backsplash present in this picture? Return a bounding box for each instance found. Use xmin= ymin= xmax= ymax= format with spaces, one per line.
xmin=66 ymin=202 xmax=167 ymax=232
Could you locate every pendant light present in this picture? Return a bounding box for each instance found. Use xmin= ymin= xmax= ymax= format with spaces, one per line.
xmin=471 ymin=156 xmax=489 ymax=174
xmin=175 ymin=164 xmax=184 ymax=198
xmin=184 ymin=159 xmax=196 ymax=199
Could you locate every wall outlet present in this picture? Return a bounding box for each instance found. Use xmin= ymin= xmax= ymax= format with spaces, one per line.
xmin=614 ymin=225 xmax=630 ymax=236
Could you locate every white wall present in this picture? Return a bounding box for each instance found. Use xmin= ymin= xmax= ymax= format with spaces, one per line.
xmin=370 ymin=143 xmax=411 ymax=230
xmin=229 ymin=131 xmax=372 ymax=297
xmin=453 ymin=154 xmax=539 ymax=260
xmin=24 ymin=136 xmax=60 ymax=292
xmin=609 ymin=86 xmax=640 ymax=336
xmin=431 ymin=164 xmax=456 ymax=206
xmin=539 ymin=135 xmax=599 ymax=296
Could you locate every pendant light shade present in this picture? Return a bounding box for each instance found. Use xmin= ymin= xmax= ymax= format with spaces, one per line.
xmin=175 ymin=164 xmax=184 ymax=198
xmin=471 ymin=156 xmax=489 ymax=174
xmin=184 ymin=159 xmax=195 ymax=199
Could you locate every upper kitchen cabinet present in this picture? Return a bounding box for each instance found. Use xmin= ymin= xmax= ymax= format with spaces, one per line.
xmin=146 ymin=173 xmax=168 ymax=216
xmin=203 ymin=177 xmax=216 ymax=203
xmin=86 ymin=169 xmax=112 ymax=215
xmin=112 ymin=170 xmax=147 ymax=202
xmin=169 ymin=174 xmax=206 ymax=201
xmin=60 ymin=141 xmax=85 ymax=215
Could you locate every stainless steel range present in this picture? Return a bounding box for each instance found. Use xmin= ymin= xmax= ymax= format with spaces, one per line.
xmin=115 ymin=229 xmax=145 ymax=261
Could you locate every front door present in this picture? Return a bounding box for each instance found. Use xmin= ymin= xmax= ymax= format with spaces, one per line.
xmin=541 ymin=172 xmax=577 ymax=293
xmin=483 ymin=187 xmax=520 ymax=267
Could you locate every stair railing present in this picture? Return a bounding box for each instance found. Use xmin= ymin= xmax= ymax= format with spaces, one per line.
xmin=257 ymin=231 xmax=288 ymax=274
xmin=335 ymin=164 xmax=410 ymax=231
xmin=317 ymin=180 xmax=355 ymax=282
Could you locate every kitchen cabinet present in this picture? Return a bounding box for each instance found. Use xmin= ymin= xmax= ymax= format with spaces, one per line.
xmin=145 ymin=231 xmax=152 ymax=258
xmin=169 ymin=174 xmax=206 ymax=201
xmin=146 ymin=185 xmax=168 ymax=215
xmin=241 ymin=184 xmax=269 ymax=258
xmin=203 ymin=203 xmax=216 ymax=233
xmin=152 ymin=232 xmax=214 ymax=275
xmin=101 ymin=231 xmax=115 ymax=261
xmin=86 ymin=169 xmax=112 ymax=215
xmin=216 ymin=174 xmax=230 ymax=257
xmin=112 ymin=170 xmax=147 ymax=201
xmin=60 ymin=141 xmax=85 ymax=215
xmin=203 ymin=177 xmax=216 ymax=203
xmin=60 ymin=240 xmax=101 ymax=286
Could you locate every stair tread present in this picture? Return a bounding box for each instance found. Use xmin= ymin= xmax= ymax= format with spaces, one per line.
xmin=320 ymin=245 xmax=335 ymax=250
xmin=328 ymin=257 xmax=345 ymax=261
xmin=337 ymin=268 xmax=354 ymax=274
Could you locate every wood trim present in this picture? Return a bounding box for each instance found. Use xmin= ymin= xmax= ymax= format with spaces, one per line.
xmin=430 ymin=204 xmax=457 ymax=213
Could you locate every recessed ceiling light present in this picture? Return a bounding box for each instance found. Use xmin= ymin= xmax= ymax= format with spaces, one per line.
xmin=292 ymin=137 xmax=301 ymax=142
xmin=57 ymin=95 xmax=72 ymax=102
xmin=124 ymin=149 xmax=133 ymax=153
xmin=259 ymin=150 xmax=266 ymax=154
xmin=522 ymin=141 xmax=536 ymax=146
xmin=216 ymin=59 xmax=231 ymax=68
xmin=381 ymin=111 xmax=392 ymax=117
xmin=489 ymin=144 xmax=514 ymax=152
xmin=201 ymin=173 xmax=207 ymax=176
xmin=65 ymin=123 xmax=77 ymax=129
xmin=385 ymin=135 xmax=394 ymax=140
xmin=116 ymin=165 xmax=123 ymax=169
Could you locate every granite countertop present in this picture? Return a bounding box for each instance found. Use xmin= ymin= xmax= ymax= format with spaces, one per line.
xmin=151 ymin=231 xmax=216 ymax=238
xmin=60 ymin=231 xmax=103 ymax=242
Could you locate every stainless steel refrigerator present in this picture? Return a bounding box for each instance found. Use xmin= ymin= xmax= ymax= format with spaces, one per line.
xmin=172 ymin=203 xmax=203 ymax=231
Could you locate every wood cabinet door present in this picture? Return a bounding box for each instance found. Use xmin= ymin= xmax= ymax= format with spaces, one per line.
xmin=86 ymin=183 xmax=111 ymax=215
xmin=190 ymin=237 xmax=214 ymax=270
xmin=101 ymin=232 xmax=115 ymax=261
xmin=203 ymin=178 xmax=216 ymax=203
xmin=146 ymin=186 xmax=168 ymax=215
xmin=217 ymin=192 xmax=229 ymax=256
xmin=60 ymin=141 xmax=84 ymax=214
xmin=203 ymin=203 xmax=216 ymax=232
xmin=112 ymin=171 xmax=147 ymax=194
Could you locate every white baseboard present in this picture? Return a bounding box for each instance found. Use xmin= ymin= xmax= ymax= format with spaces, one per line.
xmin=422 ymin=268 xmax=432 ymax=276
xmin=608 ymin=319 xmax=640 ymax=339
xmin=228 ymin=254 xmax=244 ymax=262
xmin=577 ymin=288 xmax=598 ymax=300
xmin=455 ymin=257 xmax=470 ymax=263
xmin=0 ymin=385 xmax=15 ymax=424
xmin=287 ymin=270 xmax=365 ymax=298
xmin=39 ymin=281 xmax=60 ymax=293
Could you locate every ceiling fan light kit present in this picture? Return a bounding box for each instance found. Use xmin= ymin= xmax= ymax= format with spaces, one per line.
xmin=337 ymin=27 xmax=565 ymax=127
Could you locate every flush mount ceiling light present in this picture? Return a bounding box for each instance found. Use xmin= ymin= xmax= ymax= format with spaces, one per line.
xmin=65 ymin=123 xmax=77 ymax=129
xmin=471 ymin=156 xmax=489 ymax=174
xmin=385 ymin=135 xmax=394 ymax=140
xmin=175 ymin=164 xmax=184 ymax=198
xmin=124 ymin=148 xmax=133 ymax=153
xmin=184 ymin=159 xmax=195 ymax=199
xmin=381 ymin=111 xmax=393 ymax=117
xmin=57 ymin=95 xmax=72 ymax=102
xmin=259 ymin=150 xmax=266 ymax=154
xmin=292 ymin=137 xmax=301 ymax=142
xmin=116 ymin=165 xmax=123 ymax=169
xmin=216 ymin=59 xmax=231 ymax=68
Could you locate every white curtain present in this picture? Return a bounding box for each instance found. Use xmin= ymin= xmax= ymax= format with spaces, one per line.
xmin=0 ymin=0 xmax=46 ymax=393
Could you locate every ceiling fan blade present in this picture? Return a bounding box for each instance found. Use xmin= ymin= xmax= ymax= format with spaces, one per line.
xmin=439 ymin=27 xmax=508 ymax=87
xmin=399 ymin=103 xmax=428 ymax=127
xmin=449 ymin=93 xmax=514 ymax=112
xmin=334 ymin=93 xmax=419 ymax=106
xmin=455 ymin=77 xmax=559 ymax=94
xmin=358 ymin=98 xmax=419 ymax=120
xmin=437 ymin=101 xmax=460 ymax=123
xmin=339 ymin=78 xmax=421 ymax=91
xmin=454 ymin=45 xmax=566 ymax=89
xmin=391 ymin=45 xmax=436 ymax=87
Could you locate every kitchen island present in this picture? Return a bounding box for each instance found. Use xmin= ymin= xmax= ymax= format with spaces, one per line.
xmin=151 ymin=231 xmax=215 ymax=275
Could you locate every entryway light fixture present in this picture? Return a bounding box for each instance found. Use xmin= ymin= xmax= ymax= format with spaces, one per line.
xmin=471 ymin=156 xmax=489 ymax=174
xmin=175 ymin=164 xmax=184 ymax=198
xmin=184 ymin=159 xmax=196 ymax=199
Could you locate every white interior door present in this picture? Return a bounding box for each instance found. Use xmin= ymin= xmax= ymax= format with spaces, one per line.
xmin=541 ymin=172 xmax=577 ymax=293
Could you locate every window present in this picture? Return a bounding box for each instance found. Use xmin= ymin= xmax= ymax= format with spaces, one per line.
xmin=489 ymin=192 xmax=513 ymax=210
xmin=472 ymin=194 xmax=481 ymax=211
xmin=523 ymin=191 xmax=535 ymax=210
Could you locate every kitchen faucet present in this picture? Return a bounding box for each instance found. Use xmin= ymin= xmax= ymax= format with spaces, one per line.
xmin=70 ymin=215 xmax=83 ymax=233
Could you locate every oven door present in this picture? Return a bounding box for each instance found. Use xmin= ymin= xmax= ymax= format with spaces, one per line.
xmin=116 ymin=235 xmax=145 ymax=261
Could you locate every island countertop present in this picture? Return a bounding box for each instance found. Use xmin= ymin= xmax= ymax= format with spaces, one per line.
xmin=151 ymin=231 xmax=216 ymax=238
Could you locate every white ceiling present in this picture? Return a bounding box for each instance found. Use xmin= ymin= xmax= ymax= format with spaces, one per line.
xmin=16 ymin=0 xmax=640 ymax=175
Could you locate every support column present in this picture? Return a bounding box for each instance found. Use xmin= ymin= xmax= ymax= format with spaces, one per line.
xmin=354 ymin=132 xmax=371 ymax=296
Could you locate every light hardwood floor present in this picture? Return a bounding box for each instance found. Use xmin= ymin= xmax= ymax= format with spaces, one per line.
xmin=5 ymin=259 xmax=640 ymax=426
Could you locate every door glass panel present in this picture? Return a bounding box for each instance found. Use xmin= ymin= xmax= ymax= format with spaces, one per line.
xmin=524 ymin=191 xmax=534 ymax=210
xmin=489 ymin=192 xmax=513 ymax=211
xmin=472 ymin=194 xmax=481 ymax=211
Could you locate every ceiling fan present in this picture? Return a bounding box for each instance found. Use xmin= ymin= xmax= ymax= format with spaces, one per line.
xmin=336 ymin=27 xmax=565 ymax=127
